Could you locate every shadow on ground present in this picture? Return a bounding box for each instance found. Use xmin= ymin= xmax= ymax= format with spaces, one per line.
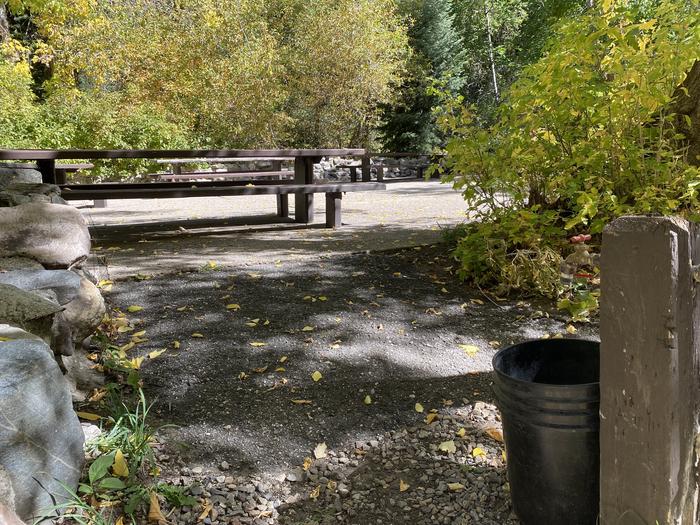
xmin=104 ymin=245 xmax=595 ymax=481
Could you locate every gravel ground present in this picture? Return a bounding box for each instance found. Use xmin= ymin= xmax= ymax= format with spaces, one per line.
xmin=82 ymin=182 xmax=599 ymax=524
xmin=101 ymin=246 xmax=598 ymax=525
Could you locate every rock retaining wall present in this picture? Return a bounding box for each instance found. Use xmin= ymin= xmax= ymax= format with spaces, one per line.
xmin=0 ymin=167 xmax=106 ymax=523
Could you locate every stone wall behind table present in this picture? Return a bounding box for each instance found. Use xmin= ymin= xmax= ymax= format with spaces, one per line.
xmin=0 ymin=166 xmax=107 ymax=523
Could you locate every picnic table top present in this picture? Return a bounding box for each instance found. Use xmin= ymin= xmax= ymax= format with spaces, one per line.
xmin=155 ymin=157 xmax=293 ymax=164
xmin=0 ymin=149 xmax=365 ymax=161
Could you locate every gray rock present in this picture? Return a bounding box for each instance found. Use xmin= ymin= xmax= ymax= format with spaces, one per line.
xmin=0 ymin=464 xmax=16 ymax=514
xmin=0 ymin=283 xmax=75 ymax=357
xmin=0 ymin=270 xmax=81 ymax=306
xmin=62 ymin=276 xmax=105 ymax=343
xmin=63 ymin=350 xmax=106 ymax=402
xmin=0 ymin=324 xmax=43 ymax=343
xmin=81 ymin=423 xmax=102 ymax=444
xmin=0 ymin=283 xmax=62 ymax=332
xmin=0 ymin=203 xmax=90 ymax=269
xmin=0 ymin=183 xmax=65 ymax=207
xmin=0 ymin=167 xmax=41 ymax=187
xmin=0 ymin=503 xmax=25 ymax=525
xmin=0 ymin=257 xmax=43 ymax=272
xmin=0 ymin=339 xmax=84 ymax=522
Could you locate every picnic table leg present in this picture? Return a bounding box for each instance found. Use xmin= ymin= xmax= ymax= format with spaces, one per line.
xmin=376 ymin=165 xmax=384 ymax=182
xmin=361 ymin=155 xmax=371 ymax=182
xmin=294 ymin=157 xmax=314 ymax=223
xmin=37 ymin=159 xmax=56 ymax=184
xmin=277 ymin=194 xmax=289 ymax=218
xmin=272 ymin=160 xmax=283 ymax=180
xmin=350 ymin=166 xmax=357 ymax=183
xmin=325 ymin=192 xmax=342 ymax=228
xmin=54 ymin=169 xmax=68 ymax=185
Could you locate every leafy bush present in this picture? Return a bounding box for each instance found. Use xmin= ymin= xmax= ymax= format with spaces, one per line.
xmin=437 ymin=0 xmax=700 ymax=296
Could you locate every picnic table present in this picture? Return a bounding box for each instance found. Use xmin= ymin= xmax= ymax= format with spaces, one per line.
xmin=0 ymin=149 xmax=384 ymax=228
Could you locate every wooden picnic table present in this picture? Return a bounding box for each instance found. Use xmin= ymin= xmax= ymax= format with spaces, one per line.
xmin=155 ymin=157 xmax=293 ymax=176
xmin=0 ymin=149 xmax=377 ymax=227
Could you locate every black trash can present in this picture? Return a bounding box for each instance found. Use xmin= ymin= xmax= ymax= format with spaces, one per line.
xmin=492 ymin=338 xmax=600 ymax=525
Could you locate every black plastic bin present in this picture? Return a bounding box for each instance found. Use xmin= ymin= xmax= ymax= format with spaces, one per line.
xmin=492 ymin=338 xmax=600 ymax=525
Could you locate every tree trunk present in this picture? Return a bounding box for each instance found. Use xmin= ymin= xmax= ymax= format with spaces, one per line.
xmin=0 ymin=5 xmax=9 ymax=42
xmin=673 ymin=61 xmax=700 ymax=166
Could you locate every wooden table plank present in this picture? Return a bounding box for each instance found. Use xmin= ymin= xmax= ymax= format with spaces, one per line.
xmin=0 ymin=149 xmax=365 ymax=160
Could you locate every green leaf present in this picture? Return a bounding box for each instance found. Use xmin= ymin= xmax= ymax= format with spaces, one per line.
xmin=88 ymin=452 xmax=115 ymax=484
xmin=99 ymin=477 xmax=127 ymax=490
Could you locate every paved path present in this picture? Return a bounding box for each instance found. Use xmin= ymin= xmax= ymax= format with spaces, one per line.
xmin=80 ymin=180 xmax=468 ymax=280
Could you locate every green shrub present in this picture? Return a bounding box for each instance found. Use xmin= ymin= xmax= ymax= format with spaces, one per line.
xmin=437 ymin=0 xmax=700 ymax=296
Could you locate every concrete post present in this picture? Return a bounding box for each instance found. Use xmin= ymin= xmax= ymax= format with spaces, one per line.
xmin=600 ymin=216 xmax=700 ymax=524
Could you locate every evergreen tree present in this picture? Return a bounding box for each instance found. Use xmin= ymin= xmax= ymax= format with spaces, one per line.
xmin=379 ymin=0 xmax=465 ymax=153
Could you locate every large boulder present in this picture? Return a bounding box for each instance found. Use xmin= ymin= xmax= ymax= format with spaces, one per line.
xmin=0 ymin=166 xmax=41 ymax=187
xmin=62 ymin=275 xmax=105 ymax=343
xmin=0 ymin=283 xmax=62 ymax=334
xmin=0 ymin=270 xmax=81 ymax=306
xmin=0 ymin=339 xmax=84 ymax=522
xmin=0 ymin=283 xmax=74 ymax=358
xmin=0 ymin=183 xmax=66 ymax=207
xmin=0 ymin=257 xmax=43 ymax=272
xmin=0 ymin=203 xmax=90 ymax=269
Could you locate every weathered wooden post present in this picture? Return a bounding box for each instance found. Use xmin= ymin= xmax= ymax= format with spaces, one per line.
xmin=600 ymin=216 xmax=700 ymax=524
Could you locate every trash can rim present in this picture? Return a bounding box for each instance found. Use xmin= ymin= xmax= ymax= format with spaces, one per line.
xmin=492 ymin=337 xmax=600 ymax=388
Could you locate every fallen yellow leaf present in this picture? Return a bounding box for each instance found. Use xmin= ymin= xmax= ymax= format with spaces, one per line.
xmin=311 ymin=371 xmax=323 ymax=382
xmin=127 ymin=305 xmax=143 ymax=313
xmin=314 ymin=442 xmax=328 ymax=459
xmin=566 ymin=324 xmax=578 ymax=334
xmin=485 ymin=428 xmax=504 ymax=442
xmin=472 ymin=447 xmax=487 ymax=458
xmin=119 ymin=341 xmax=135 ymax=353
xmin=457 ymin=428 xmax=466 ymax=437
xmin=127 ymin=357 xmax=144 ymax=369
xmin=438 ymin=440 xmax=456 ymax=454
xmin=198 ymin=499 xmax=212 ymax=522
xmin=364 ymin=395 xmax=372 ymax=405
xmin=250 ymin=342 xmax=266 ymax=347
xmin=399 ymin=479 xmax=410 ymax=492
xmin=291 ymin=399 xmax=313 ymax=405
xmin=415 ymin=403 xmax=424 ymax=413
xmin=191 ymin=333 xmax=204 ymax=338
xmin=309 ymin=486 xmax=320 ymax=500
xmin=173 ymin=340 xmax=180 ymax=349
xmin=302 ymin=325 xmax=315 ymax=332
xmin=302 ymin=457 xmax=313 ymax=470
xmin=112 ymin=449 xmax=129 ymax=477
xmin=459 ymin=344 xmax=479 ymax=357
xmin=76 ymin=411 xmax=101 ymax=421
xmin=279 ymin=356 xmax=288 ymax=363
xmin=148 ymin=349 xmax=166 ymax=359
xmin=425 ymin=413 xmax=438 ymax=424
xmin=226 ymin=303 xmax=241 ymax=311
xmin=447 ymin=482 xmax=465 ymax=492
xmin=132 ymin=330 xmax=146 ymax=338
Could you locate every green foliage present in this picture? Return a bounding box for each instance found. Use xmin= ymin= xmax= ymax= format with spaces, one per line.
xmin=380 ymin=0 xmax=465 ymax=152
xmin=0 ymin=0 xmax=409 ymax=158
xmin=438 ymin=0 xmax=700 ymax=296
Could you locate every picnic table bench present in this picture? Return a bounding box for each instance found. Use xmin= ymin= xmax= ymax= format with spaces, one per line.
xmin=152 ymin=157 xmax=293 ymax=182
xmin=0 ymin=149 xmax=384 ymax=228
